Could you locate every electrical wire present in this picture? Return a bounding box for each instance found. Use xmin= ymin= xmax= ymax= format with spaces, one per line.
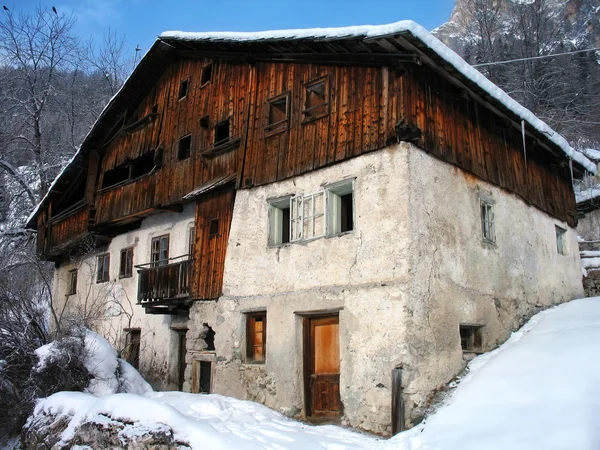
xmin=472 ymin=47 xmax=600 ymax=67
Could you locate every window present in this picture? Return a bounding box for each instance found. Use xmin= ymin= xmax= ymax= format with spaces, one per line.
xmin=201 ymin=64 xmax=212 ymax=86
xmin=246 ymin=312 xmax=266 ymax=363
xmin=97 ymin=253 xmax=110 ymax=283
xmin=268 ymin=197 xmax=291 ymax=246
xmin=101 ymin=151 xmax=156 ymax=189
xmin=214 ymin=120 xmax=230 ymax=145
xmin=326 ymin=180 xmax=354 ymax=236
xmin=266 ymin=92 xmax=289 ymax=135
xmin=209 ymin=219 xmax=220 ymax=237
xmin=178 ymin=135 xmax=192 ymax=161
xmin=459 ymin=325 xmax=483 ymax=352
xmin=480 ymin=199 xmax=495 ymax=244
xmin=556 ymin=225 xmax=566 ymax=255
xmin=120 ymin=248 xmax=134 ymax=278
xmin=125 ymin=329 xmax=141 ymax=369
xmin=188 ymin=225 xmax=195 ymax=259
xmin=178 ymin=78 xmax=189 ymax=99
xmin=68 ymin=269 xmax=77 ymax=295
xmin=303 ymin=76 xmax=329 ymax=122
xmin=151 ymin=235 xmax=169 ymax=266
xmin=291 ymin=192 xmax=325 ymax=242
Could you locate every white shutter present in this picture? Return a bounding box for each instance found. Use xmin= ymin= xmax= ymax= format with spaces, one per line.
xmin=290 ymin=195 xmax=303 ymax=242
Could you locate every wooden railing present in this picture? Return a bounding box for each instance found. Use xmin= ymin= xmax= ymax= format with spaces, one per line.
xmin=136 ymin=255 xmax=191 ymax=305
xmin=47 ymin=205 xmax=90 ymax=255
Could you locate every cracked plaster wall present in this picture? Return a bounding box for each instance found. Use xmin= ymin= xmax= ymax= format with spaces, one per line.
xmin=189 ymin=142 xmax=584 ymax=436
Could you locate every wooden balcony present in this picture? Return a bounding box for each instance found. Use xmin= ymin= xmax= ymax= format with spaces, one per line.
xmin=136 ymin=255 xmax=191 ymax=314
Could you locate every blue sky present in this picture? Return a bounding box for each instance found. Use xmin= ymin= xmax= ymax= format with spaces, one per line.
xmin=13 ymin=0 xmax=455 ymax=56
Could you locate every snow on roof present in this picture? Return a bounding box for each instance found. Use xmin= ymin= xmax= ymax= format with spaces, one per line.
xmin=576 ymin=186 xmax=600 ymax=204
xmin=161 ymin=20 xmax=596 ymax=174
xmin=580 ymin=148 xmax=600 ymax=162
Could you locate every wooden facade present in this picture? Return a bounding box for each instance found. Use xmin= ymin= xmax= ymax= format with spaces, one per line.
xmin=31 ymin=30 xmax=583 ymax=307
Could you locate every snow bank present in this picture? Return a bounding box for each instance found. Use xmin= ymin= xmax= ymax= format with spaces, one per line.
xmin=35 ymin=330 xmax=152 ymax=396
xmin=160 ymin=21 xmax=596 ymax=174
xmin=393 ymin=297 xmax=600 ymax=450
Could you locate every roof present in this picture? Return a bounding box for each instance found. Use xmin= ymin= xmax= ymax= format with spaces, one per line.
xmin=26 ymin=20 xmax=596 ymax=228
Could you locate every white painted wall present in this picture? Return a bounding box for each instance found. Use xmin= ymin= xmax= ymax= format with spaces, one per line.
xmin=52 ymin=203 xmax=196 ymax=390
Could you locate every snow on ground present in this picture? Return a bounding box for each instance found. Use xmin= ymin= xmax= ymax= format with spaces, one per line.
xmin=33 ymin=298 xmax=600 ymax=449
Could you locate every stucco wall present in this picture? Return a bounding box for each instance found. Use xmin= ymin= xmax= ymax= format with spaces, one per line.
xmin=189 ymin=142 xmax=584 ymax=435
xmin=52 ymin=204 xmax=195 ymax=390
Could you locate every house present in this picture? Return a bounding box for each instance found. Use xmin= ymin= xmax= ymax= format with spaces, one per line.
xmin=27 ymin=21 xmax=591 ymax=435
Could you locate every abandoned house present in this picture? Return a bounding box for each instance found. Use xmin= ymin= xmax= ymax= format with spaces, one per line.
xmin=27 ymin=21 xmax=592 ymax=435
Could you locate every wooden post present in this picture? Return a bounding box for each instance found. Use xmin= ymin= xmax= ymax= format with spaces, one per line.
xmin=391 ymin=367 xmax=404 ymax=435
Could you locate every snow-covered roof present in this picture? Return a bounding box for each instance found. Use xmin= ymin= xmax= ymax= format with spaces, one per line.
xmin=160 ymin=20 xmax=596 ymax=174
xmin=580 ymin=148 xmax=600 ymax=162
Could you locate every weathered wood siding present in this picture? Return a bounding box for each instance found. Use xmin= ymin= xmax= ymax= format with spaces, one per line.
xmin=47 ymin=207 xmax=90 ymax=255
xmin=190 ymin=187 xmax=235 ymax=299
xmin=400 ymin=64 xmax=576 ymax=226
xmin=39 ymin=55 xmax=578 ymax=258
xmin=95 ymin=59 xmax=250 ymax=224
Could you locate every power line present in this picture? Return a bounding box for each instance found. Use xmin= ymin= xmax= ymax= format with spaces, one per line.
xmin=472 ymin=47 xmax=600 ymax=67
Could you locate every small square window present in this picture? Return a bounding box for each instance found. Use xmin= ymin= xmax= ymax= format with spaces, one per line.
xmin=209 ymin=218 xmax=220 ymax=237
xmin=556 ymin=225 xmax=566 ymax=255
xmin=120 ymin=247 xmax=134 ymax=278
xmin=266 ymin=93 xmax=289 ymax=135
xmin=246 ymin=312 xmax=266 ymax=363
xmin=97 ymin=253 xmax=110 ymax=283
xmin=303 ymin=76 xmax=329 ymax=122
xmin=68 ymin=269 xmax=77 ymax=295
xmin=201 ymin=64 xmax=212 ymax=86
xmin=178 ymin=79 xmax=189 ymax=100
xmin=480 ymin=199 xmax=495 ymax=244
xmin=178 ymin=135 xmax=191 ymax=160
xmin=268 ymin=197 xmax=291 ymax=246
xmin=459 ymin=325 xmax=483 ymax=352
xmin=214 ymin=120 xmax=230 ymax=145
xmin=326 ymin=180 xmax=354 ymax=236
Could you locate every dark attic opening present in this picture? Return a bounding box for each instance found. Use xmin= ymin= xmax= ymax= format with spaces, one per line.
xmin=53 ymin=170 xmax=88 ymax=216
xmin=101 ymin=150 xmax=156 ymax=190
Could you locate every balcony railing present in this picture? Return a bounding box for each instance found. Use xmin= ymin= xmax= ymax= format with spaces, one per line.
xmin=136 ymin=255 xmax=191 ymax=306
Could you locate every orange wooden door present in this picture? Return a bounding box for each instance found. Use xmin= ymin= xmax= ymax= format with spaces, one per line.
xmin=307 ymin=315 xmax=342 ymax=418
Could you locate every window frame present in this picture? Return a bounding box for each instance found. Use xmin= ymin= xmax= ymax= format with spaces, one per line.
xmin=188 ymin=224 xmax=195 ymax=260
xmin=214 ymin=119 xmax=231 ymax=146
xmin=459 ymin=324 xmax=483 ymax=353
xmin=124 ymin=328 xmax=141 ymax=369
xmin=200 ymin=63 xmax=213 ymax=87
xmin=265 ymin=91 xmax=290 ymax=136
xmin=325 ymin=179 xmax=355 ymax=237
xmin=96 ymin=253 xmax=110 ymax=283
xmin=245 ymin=311 xmax=267 ymax=364
xmin=302 ymin=75 xmax=330 ymax=123
xmin=178 ymin=78 xmax=190 ymax=100
xmin=555 ymin=225 xmax=567 ymax=255
xmin=177 ymin=134 xmax=192 ymax=161
xmin=68 ymin=269 xmax=77 ymax=295
xmin=268 ymin=196 xmax=292 ymax=247
xmin=151 ymin=234 xmax=170 ymax=267
xmin=119 ymin=247 xmax=134 ymax=279
xmin=480 ymin=198 xmax=495 ymax=244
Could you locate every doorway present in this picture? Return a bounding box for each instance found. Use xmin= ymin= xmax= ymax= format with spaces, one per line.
xmin=303 ymin=314 xmax=342 ymax=420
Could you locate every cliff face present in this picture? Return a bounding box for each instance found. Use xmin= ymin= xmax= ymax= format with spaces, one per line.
xmin=433 ymin=0 xmax=600 ymax=56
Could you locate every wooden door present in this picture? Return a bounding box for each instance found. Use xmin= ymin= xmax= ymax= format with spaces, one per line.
xmin=190 ymin=186 xmax=235 ymax=299
xmin=304 ymin=315 xmax=342 ymax=419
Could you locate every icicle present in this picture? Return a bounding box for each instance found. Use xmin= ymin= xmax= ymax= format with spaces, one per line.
xmin=569 ymin=158 xmax=574 ymax=187
xmin=521 ymin=120 xmax=527 ymax=172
